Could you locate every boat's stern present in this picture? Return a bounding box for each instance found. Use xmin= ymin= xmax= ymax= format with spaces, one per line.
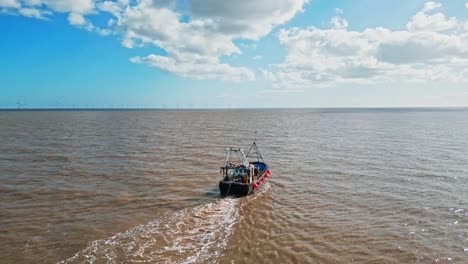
xmin=219 ymin=181 xmax=252 ymax=196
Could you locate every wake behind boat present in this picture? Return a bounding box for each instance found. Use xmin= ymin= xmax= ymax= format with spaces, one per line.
xmin=219 ymin=142 xmax=271 ymax=196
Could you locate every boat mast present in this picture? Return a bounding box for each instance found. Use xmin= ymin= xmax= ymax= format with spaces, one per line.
xmin=246 ymin=141 xmax=264 ymax=162
xmin=223 ymin=148 xmax=231 ymax=167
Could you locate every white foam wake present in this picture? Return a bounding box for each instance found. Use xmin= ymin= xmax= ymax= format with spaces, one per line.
xmin=59 ymin=198 xmax=239 ymax=264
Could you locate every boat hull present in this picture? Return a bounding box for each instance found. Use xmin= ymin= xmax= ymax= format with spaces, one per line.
xmin=219 ymin=162 xmax=269 ymax=196
xmin=219 ymin=181 xmax=253 ymax=196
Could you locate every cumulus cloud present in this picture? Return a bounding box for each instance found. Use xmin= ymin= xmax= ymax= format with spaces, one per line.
xmin=331 ymin=16 xmax=349 ymax=29
xmin=68 ymin=12 xmax=86 ymax=25
xmin=421 ymin=1 xmax=442 ymax=12
xmin=264 ymin=2 xmax=468 ymax=89
xmin=131 ymin=54 xmax=255 ymax=81
xmin=4 ymin=0 xmax=466 ymax=87
xmin=1 ymin=0 xmax=96 ymax=27
xmin=115 ymin=1 xmax=245 ymax=80
xmin=18 ymin=7 xmax=44 ymax=18
xmin=11 ymin=0 xmax=94 ymax=15
xmin=114 ymin=0 xmax=308 ymax=80
xmin=407 ymin=2 xmax=457 ymax=32
xmin=1 ymin=0 xmax=308 ymax=81
xmin=0 ymin=0 xmax=20 ymax=8
xmin=188 ymin=0 xmax=308 ymax=39
xmin=330 ymin=8 xmax=348 ymax=29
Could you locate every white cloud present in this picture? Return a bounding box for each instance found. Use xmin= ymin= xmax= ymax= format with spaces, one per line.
xmin=5 ymin=0 xmax=466 ymax=88
xmin=18 ymin=7 xmax=43 ymax=18
xmin=112 ymin=0 xmax=307 ymax=80
xmin=68 ymin=13 xmax=86 ymax=25
xmin=116 ymin=2 xmax=245 ymax=79
xmin=122 ymin=0 xmax=307 ymax=79
xmin=239 ymin=43 xmax=257 ymax=49
xmin=1 ymin=0 xmax=308 ymax=81
xmin=465 ymin=2 xmax=468 ymax=8
xmin=37 ymin=0 xmax=94 ymax=14
xmin=97 ymin=1 xmax=123 ymax=17
xmin=131 ymin=54 xmax=255 ymax=81
xmin=331 ymin=8 xmax=348 ymax=29
xmin=422 ymin=1 xmax=442 ymax=12
xmin=1 ymin=0 xmax=95 ymax=21
xmin=265 ymin=2 xmax=468 ymax=89
xmin=334 ymin=8 xmax=344 ymax=14
xmin=331 ymin=16 xmax=348 ymax=29
xmin=407 ymin=2 xmax=457 ymax=32
xmin=0 ymin=0 xmax=20 ymax=8
xmin=188 ymin=0 xmax=309 ymax=39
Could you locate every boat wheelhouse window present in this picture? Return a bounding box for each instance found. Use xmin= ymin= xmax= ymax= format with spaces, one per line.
xmin=227 ymin=168 xmax=236 ymax=176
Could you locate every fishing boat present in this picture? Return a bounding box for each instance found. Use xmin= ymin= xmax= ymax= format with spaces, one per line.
xmin=219 ymin=142 xmax=271 ymax=196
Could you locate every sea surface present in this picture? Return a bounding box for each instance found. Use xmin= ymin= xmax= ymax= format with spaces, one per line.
xmin=0 ymin=109 xmax=467 ymax=263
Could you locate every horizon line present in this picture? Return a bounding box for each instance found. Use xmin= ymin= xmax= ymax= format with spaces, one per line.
xmin=1 ymin=107 xmax=468 ymax=111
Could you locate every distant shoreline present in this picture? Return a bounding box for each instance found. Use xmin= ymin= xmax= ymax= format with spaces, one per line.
xmin=1 ymin=107 xmax=467 ymax=112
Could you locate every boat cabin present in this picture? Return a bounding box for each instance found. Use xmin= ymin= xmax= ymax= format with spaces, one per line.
xmin=223 ymin=163 xmax=254 ymax=183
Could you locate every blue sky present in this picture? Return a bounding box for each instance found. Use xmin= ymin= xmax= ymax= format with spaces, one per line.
xmin=1 ymin=0 xmax=468 ymax=108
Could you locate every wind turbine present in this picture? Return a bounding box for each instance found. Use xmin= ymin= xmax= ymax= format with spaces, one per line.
xmin=16 ymin=100 xmax=26 ymax=110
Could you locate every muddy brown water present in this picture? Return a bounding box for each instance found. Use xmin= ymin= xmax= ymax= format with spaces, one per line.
xmin=0 ymin=109 xmax=467 ymax=263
